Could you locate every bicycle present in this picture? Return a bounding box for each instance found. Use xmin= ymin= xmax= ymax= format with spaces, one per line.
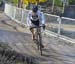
xmin=32 ymin=26 xmax=44 ymax=56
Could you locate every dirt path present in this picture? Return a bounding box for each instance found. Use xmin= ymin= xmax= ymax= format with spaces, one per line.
xmin=0 ymin=12 xmax=75 ymax=64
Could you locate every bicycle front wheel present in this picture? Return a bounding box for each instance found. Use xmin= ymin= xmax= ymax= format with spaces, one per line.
xmin=38 ymin=33 xmax=43 ymax=56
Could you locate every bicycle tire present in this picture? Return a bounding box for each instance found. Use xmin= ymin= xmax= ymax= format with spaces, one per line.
xmin=37 ymin=30 xmax=40 ymax=50
xmin=38 ymin=33 xmax=43 ymax=56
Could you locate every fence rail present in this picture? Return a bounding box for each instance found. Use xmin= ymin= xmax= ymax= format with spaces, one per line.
xmin=4 ymin=3 xmax=75 ymax=43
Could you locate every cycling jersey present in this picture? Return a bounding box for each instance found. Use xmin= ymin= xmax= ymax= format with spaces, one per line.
xmin=27 ymin=10 xmax=45 ymax=27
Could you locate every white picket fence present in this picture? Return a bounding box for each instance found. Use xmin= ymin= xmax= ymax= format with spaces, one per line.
xmin=4 ymin=3 xmax=75 ymax=43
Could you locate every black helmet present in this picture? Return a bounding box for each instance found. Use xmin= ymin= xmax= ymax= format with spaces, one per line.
xmin=32 ymin=5 xmax=38 ymax=12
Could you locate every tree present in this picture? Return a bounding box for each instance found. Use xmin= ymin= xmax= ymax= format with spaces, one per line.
xmin=69 ymin=0 xmax=75 ymax=5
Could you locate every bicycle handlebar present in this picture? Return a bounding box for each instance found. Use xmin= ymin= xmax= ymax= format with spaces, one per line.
xmin=31 ymin=26 xmax=43 ymax=28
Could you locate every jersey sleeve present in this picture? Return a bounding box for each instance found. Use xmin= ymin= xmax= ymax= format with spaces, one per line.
xmin=40 ymin=11 xmax=45 ymax=25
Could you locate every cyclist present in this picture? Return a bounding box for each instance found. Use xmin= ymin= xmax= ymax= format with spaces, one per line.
xmin=27 ymin=5 xmax=45 ymax=47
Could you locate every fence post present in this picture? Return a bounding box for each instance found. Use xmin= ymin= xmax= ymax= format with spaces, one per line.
xmin=13 ymin=7 xmax=16 ymax=19
xmin=21 ymin=9 xmax=24 ymax=23
xmin=57 ymin=16 xmax=62 ymax=37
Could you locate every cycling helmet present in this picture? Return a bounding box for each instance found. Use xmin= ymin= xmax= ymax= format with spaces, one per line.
xmin=32 ymin=5 xmax=38 ymax=12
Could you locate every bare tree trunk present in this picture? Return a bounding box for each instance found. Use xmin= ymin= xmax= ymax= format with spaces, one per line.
xmin=62 ymin=3 xmax=65 ymax=13
xmin=52 ymin=0 xmax=55 ymax=13
xmin=18 ymin=0 xmax=21 ymax=7
xmin=36 ymin=0 xmax=39 ymax=5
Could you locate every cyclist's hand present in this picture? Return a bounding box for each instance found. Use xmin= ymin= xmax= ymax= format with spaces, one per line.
xmin=42 ymin=24 xmax=45 ymax=30
xmin=30 ymin=26 xmax=32 ymax=30
xmin=28 ymin=25 xmax=32 ymax=30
